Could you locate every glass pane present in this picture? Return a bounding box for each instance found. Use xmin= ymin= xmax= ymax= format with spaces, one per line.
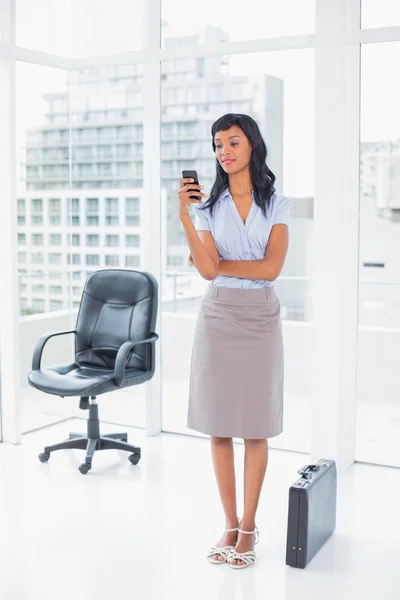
xmin=161 ymin=50 xmax=315 ymax=453
xmin=356 ymin=43 xmax=400 ymax=468
xmin=162 ymin=0 xmax=315 ymax=46
xmin=69 ymin=65 xmax=145 ymax=428
xmin=17 ymin=62 xmax=146 ymax=434
xmin=362 ymin=0 xmax=400 ymax=28
xmin=16 ymin=62 xmax=75 ymax=434
xmin=16 ymin=0 xmax=145 ymax=58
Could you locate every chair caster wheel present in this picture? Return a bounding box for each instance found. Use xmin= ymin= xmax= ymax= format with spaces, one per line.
xmin=38 ymin=452 xmax=50 ymax=463
xmin=129 ymin=454 xmax=140 ymax=466
xmin=78 ymin=463 xmax=91 ymax=475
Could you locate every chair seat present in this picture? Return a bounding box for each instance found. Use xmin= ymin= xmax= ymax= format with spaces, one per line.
xmin=28 ymin=362 xmax=149 ymax=397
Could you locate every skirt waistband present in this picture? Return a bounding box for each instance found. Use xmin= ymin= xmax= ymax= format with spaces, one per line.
xmin=205 ymin=284 xmax=277 ymax=304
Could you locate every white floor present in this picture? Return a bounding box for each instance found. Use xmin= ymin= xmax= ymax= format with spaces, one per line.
xmin=0 ymin=420 xmax=399 ymax=600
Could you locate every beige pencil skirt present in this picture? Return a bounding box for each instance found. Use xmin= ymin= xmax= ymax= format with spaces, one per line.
xmin=187 ymin=285 xmax=284 ymax=440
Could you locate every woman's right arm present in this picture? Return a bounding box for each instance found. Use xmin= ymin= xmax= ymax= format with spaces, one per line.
xmin=179 ymin=178 xmax=219 ymax=281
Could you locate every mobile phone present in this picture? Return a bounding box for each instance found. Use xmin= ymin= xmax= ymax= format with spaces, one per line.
xmin=182 ymin=169 xmax=201 ymax=202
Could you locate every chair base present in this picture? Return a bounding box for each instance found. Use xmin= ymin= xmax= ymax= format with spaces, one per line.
xmin=38 ymin=398 xmax=141 ymax=474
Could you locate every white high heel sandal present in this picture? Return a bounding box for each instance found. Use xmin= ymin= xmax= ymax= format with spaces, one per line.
xmin=228 ymin=526 xmax=259 ymax=569
xmin=207 ymin=525 xmax=239 ymax=564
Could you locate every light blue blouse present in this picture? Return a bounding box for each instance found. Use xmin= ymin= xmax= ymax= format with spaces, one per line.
xmin=194 ymin=188 xmax=290 ymax=289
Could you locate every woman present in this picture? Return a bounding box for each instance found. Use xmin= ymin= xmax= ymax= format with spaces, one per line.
xmin=178 ymin=113 xmax=289 ymax=569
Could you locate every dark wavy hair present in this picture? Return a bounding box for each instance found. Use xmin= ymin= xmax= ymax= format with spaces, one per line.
xmin=200 ymin=113 xmax=276 ymax=216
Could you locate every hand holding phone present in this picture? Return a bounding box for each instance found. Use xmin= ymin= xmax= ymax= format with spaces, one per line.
xmin=179 ymin=170 xmax=207 ymax=218
xmin=182 ymin=170 xmax=202 ymax=202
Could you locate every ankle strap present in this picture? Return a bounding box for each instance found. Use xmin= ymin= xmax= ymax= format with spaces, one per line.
xmin=238 ymin=526 xmax=259 ymax=544
xmin=225 ymin=526 xmax=238 ymax=532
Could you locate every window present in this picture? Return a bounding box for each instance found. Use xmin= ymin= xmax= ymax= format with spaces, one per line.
xmin=18 ymin=199 xmax=26 ymax=225
xmin=31 ymin=234 xmax=44 ymax=246
xmin=50 ymin=300 xmax=63 ymax=311
xmin=86 ymin=234 xmax=100 ymax=247
xmin=167 ymin=256 xmax=184 ymax=267
xmin=362 ymin=0 xmax=400 ymax=28
xmin=86 ymin=254 xmax=100 ymax=266
xmin=162 ymin=1 xmax=314 ymax=46
xmin=31 ymin=252 xmax=44 ymax=264
xmin=32 ymin=284 xmax=45 ymax=293
xmin=105 ymin=234 xmax=119 ymax=247
xmin=18 ymin=252 xmax=27 ymax=263
xmin=18 ymin=234 xmax=26 ymax=245
xmin=66 ymin=234 xmax=81 ymax=246
xmin=49 ymin=234 xmax=62 ymax=246
xmin=86 ymin=198 xmax=99 ymax=226
xmin=32 ymin=299 xmax=45 ymax=312
xmin=31 ymin=198 xmax=42 ymax=212
xmin=16 ymin=61 xmax=145 ymax=430
xmin=126 ymin=234 xmax=140 ymax=247
xmin=49 ymin=198 xmax=61 ymax=225
xmin=69 ymin=254 xmax=81 ymax=265
xmin=31 ymin=198 xmax=43 ymax=225
xmin=17 ymin=4 xmax=147 ymax=57
xmin=125 ymin=197 xmax=140 ymax=226
xmin=356 ymin=42 xmax=400 ymax=469
xmin=161 ymin=50 xmax=314 ymax=449
xmin=105 ymin=255 xmax=120 ymax=266
xmin=125 ymin=255 xmax=140 ymax=267
xmin=49 ymin=253 xmax=62 ymax=265
xmin=67 ymin=198 xmax=80 ymax=226
xmin=105 ymin=197 xmax=119 ymax=226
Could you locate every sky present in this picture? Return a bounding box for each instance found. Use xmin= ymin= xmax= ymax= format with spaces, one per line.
xmin=13 ymin=0 xmax=400 ymax=198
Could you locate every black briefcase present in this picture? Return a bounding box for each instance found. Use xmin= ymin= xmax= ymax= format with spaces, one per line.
xmin=285 ymin=459 xmax=337 ymax=569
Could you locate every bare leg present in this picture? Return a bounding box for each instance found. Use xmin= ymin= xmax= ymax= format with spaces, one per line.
xmin=210 ymin=436 xmax=239 ymax=561
xmin=231 ymin=438 xmax=269 ymax=566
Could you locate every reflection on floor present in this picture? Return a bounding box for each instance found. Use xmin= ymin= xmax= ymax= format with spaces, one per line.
xmin=0 ymin=421 xmax=399 ymax=600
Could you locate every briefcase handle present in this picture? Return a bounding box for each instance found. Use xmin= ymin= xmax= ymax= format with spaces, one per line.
xmin=298 ymin=464 xmax=320 ymax=479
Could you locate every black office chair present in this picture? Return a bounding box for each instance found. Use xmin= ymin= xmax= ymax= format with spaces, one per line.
xmin=28 ymin=269 xmax=159 ymax=474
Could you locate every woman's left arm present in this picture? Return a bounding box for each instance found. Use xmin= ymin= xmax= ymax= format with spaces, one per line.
xmin=218 ymin=224 xmax=289 ymax=281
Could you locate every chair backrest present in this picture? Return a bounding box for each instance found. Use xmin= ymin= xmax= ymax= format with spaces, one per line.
xmin=75 ymin=269 xmax=158 ymax=371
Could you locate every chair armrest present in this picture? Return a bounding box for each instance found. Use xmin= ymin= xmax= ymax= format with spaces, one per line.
xmin=114 ymin=333 xmax=159 ymax=387
xmin=32 ymin=330 xmax=76 ymax=371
